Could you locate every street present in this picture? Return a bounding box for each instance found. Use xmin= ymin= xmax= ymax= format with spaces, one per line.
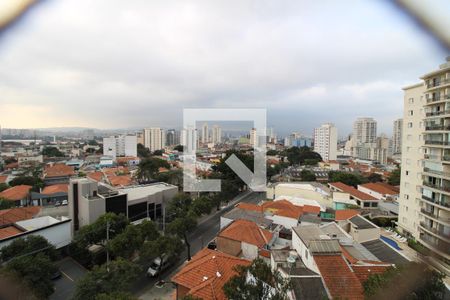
xmin=132 ymin=191 xmax=265 ymax=297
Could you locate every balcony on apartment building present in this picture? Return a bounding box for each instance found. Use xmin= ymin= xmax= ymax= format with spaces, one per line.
xmin=421 ymin=194 xmax=450 ymax=210
xmin=419 ymin=231 xmax=450 ymax=257
xmin=426 ymin=77 xmax=450 ymax=90
xmin=425 ymin=108 xmax=450 ymax=117
xmin=420 ymin=207 xmax=450 ymax=224
xmin=423 ymin=153 xmax=450 ymax=163
xmin=424 ymin=124 xmax=450 ymax=131
xmin=423 ymin=167 xmax=450 ymax=180
xmin=420 ymin=221 xmax=450 ymax=242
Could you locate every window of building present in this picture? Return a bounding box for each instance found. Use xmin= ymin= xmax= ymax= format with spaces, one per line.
xmin=409 ymin=98 xmax=414 ymax=104
xmin=408 ymin=122 xmax=413 ymax=128
xmin=406 ymin=170 xmax=409 ymax=175
xmin=404 ymin=194 xmax=409 ymax=199
xmin=409 ymin=110 xmax=413 ymax=116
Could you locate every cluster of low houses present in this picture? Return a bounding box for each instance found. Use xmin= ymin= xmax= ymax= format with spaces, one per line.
xmin=171 ymin=181 xmax=407 ymax=300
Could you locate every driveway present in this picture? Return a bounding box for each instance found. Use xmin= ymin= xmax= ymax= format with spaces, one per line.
xmin=50 ymin=257 xmax=88 ymax=300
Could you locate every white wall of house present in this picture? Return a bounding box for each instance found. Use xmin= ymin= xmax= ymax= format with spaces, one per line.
xmin=357 ymin=186 xmax=384 ymax=200
xmin=266 ymin=215 xmax=298 ymax=229
xmin=220 ymin=217 xmax=234 ymax=230
xmin=349 ymin=226 xmax=380 ymax=243
xmin=241 ymin=242 xmax=259 ymax=260
xmin=292 ymin=231 xmax=318 ymax=273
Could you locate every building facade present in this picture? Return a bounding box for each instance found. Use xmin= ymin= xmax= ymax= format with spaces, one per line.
xmin=103 ymin=135 xmax=137 ymax=158
xmin=398 ymin=57 xmax=450 ymax=268
xmin=144 ymin=128 xmax=165 ymax=152
xmin=211 ymin=125 xmax=222 ymax=144
xmin=313 ymin=123 xmax=337 ymax=161
xmin=393 ymin=118 xmax=403 ymax=155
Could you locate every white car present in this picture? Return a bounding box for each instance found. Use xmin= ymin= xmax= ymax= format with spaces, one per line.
xmin=147 ymin=256 xmax=171 ymax=277
xmin=61 ymin=200 xmax=68 ymax=206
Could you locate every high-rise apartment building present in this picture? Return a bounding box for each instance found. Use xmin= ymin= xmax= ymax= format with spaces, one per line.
xmin=201 ymin=123 xmax=209 ymax=144
xmin=353 ymin=117 xmax=377 ymax=144
xmin=313 ymin=123 xmax=337 ymax=161
xmin=166 ymin=129 xmax=180 ymax=146
xmin=144 ymin=128 xmax=165 ymax=152
xmin=249 ymin=128 xmax=257 ymax=146
xmin=211 ymin=125 xmax=222 ymax=144
xmin=398 ymin=57 xmax=450 ymax=266
xmin=103 ymin=135 xmax=137 ymax=158
xmin=393 ymin=118 xmax=403 ymax=155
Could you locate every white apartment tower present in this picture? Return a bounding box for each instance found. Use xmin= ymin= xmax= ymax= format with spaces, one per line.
xmin=144 ymin=128 xmax=165 ymax=152
xmin=353 ymin=117 xmax=377 ymax=144
xmin=249 ymin=128 xmax=257 ymax=146
xmin=211 ymin=125 xmax=222 ymax=144
xmin=313 ymin=123 xmax=337 ymax=161
xmin=393 ymin=118 xmax=403 ymax=155
xmin=399 ymin=57 xmax=450 ymax=267
xmin=201 ymin=123 xmax=209 ymax=144
xmin=103 ymin=135 xmax=137 ymax=159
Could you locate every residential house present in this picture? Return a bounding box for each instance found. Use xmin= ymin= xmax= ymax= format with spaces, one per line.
xmin=329 ymin=182 xmax=379 ymax=209
xmin=0 ymin=185 xmax=32 ymax=206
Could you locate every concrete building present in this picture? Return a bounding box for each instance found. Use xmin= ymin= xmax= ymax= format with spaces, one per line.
xmin=144 ymin=128 xmax=165 ymax=152
xmin=398 ymin=57 xmax=450 ymax=269
xmin=201 ymin=123 xmax=209 ymax=144
xmin=313 ymin=123 xmax=337 ymax=161
xmin=211 ymin=125 xmax=222 ymax=144
xmin=103 ymin=135 xmax=137 ymax=159
xmin=165 ymin=129 xmax=180 ymax=146
xmin=249 ymin=128 xmax=257 ymax=146
xmin=353 ymin=117 xmax=377 ymax=145
xmin=68 ymin=179 xmax=177 ymax=232
xmin=136 ymin=131 xmax=145 ymax=145
xmin=393 ymin=118 xmax=403 ymax=155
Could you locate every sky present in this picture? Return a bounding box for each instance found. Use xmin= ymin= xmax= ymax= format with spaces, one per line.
xmin=0 ymin=0 xmax=448 ymax=137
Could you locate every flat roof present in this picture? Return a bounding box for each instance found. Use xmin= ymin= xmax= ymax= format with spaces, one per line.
xmin=349 ymin=215 xmax=377 ymax=229
xmin=120 ymin=183 xmax=177 ymax=201
xmin=361 ymin=239 xmax=409 ymax=265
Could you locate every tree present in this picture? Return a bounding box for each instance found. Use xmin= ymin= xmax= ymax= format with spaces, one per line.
xmin=284 ymin=146 xmax=322 ymax=166
xmin=328 ymin=171 xmax=368 ymax=187
xmin=8 ymin=176 xmax=44 ymax=192
xmin=0 ymin=183 xmax=8 ymax=193
xmin=95 ymin=292 xmax=138 ymax=300
xmin=166 ymin=193 xmax=193 ymax=219
xmin=167 ymin=214 xmax=197 ymax=261
xmin=75 ymin=213 xmax=129 ymax=248
xmin=388 ymin=168 xmax=401 ymax=186
xmin=42 ymin=146 xmax=64 ymax=157
xmin=137 ymin=143 xmax=151 ymax=158
xmin=0 ymin=235 xmax=58 ymax=262
xmin=108 ymin=224 xmax=143 ymax=259
xmin=138 ymin=219 xmax=160 ymax=241
xmin=363 ymin=263 xmax=445 ymax=300
xmin=155 ymin=169 xmax=183 ymax=187
xmin=73 ymin=258 xmax=140 ymax=300
xmin=266 ymin=150 xmax=278 ymax=156
xmin=190 ymin=196 xmax=214 ymax=217
xmin=300 ymin=169 xmax=316 ymax=181
xmin=136 ymin=157 xmax=170 ymax=181
xmin=0 ymin=270 xmax=38 ymax=300
xmin=223 ymin=258 xmax=291 ymax=300
xmin=6 ymin=253 xmax=57 ymax=299
xmin=0 ymin=198 xmax=14 ymax=209
xmin=153 ymin=149 xmax=164 ymax=156
xmin=367 ymin=173 xmax=383 ymax=183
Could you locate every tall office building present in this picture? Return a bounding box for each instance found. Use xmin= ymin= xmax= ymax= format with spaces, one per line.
xmin=144 ymin=128 xmax=165 ymax=152
xmin=211 ymin=125 xmax=222 ymax=144
xmin=313 ymin=123 xmax=338 ymax=161
xmin=393 ymin=118 xmax=403 ymax=155
xmin=103 ymin=135 xmax=137 ymax=159
xmin=398 ymin=57 xmax=450 ymax=266
xmin=201 ymin=123 xmax=209 ymax=144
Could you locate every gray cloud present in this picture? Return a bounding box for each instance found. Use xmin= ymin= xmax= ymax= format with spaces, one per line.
xmin=0 ymin=0 xmax=448 ymax=136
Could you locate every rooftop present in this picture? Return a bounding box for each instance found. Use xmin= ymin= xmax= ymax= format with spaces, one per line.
xmin=120 ymin=182 xmax=177 ymax=201
xmin=0 ymin=206 xmax=41 ymax=226
xmin=44 ymin=164 xmax=75 ymax=178
xmin=42 ymin=184 xmax=69 ymax=195
xmin=218 ymin=219 xmax=273 ymax=248
xmin=335 ymin=209 xmax=359 ymax=221
xmin=361 ymin=239 xmax=409 ymax=266
xmin=222 ymin=207 xmax=272 ymax=228
xmin=0 ymin=185 xmax=32 ymax=201
xmin=329 ymin=182 xmax=377 ymax=201
xmin=171 ymin=248 xmax=250 ymax=300
xmin=358 ymin=182 xmax=399 ymax=195
xmin=348 ymin=215 xmax=378 ymax=230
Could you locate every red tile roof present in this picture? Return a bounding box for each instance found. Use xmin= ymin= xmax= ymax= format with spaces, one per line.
xmin=108 ymin=175 xmax=133 ymax=187
xmin=0 ymin=185 xmax=32 ymax=201
xmin=314 ymin=254 xmax=364 ymax=300
xmin=359 ymin=183 xmax=398 ymax=195
xmin=44 ymin=164 xmax=75 ymax=178
xmin=0 ymin=206 xmax=41 ymax=226
xmin=302 ymin=205 xmax=321 ymax=215
xmin=42 ymin=184 xmax=68 ymax=195
xmin=218 ymin=219 xmax=273 ymax=248
xmin=87 ymin=171 xmax=103 ymax=182
xmin=0 ymin=176 xmax=7 ymax=184
xmin=335 ymin=209 xmax=359 ymax=221
xmin=172 ymin=248 xmax=251 ymax=300
xmin=0 ymin=226 xmax=23 ymax=239
xmin=262 ymin=200 xmax=304 ymax=219
xmin=352 ymin=263 xmax=390 ymax=283
xmin=329 ymin=182 xmax=377 ymax=201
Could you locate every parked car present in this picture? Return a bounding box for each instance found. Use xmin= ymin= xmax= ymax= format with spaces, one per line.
xmin=54 ymin=201 xmax=61 ymax=207
xmin=207 ymin=240 xmax=217 ymax=250
xmin=147 ymin=256 xmax=171 ymax=277
xmin=51 ymin=269 xmax=62 ymax=280
xmin=61 ymin=200 xmax=68 ymax=206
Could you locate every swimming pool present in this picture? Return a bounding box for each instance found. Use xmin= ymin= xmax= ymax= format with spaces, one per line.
xmin=380 ymin=235 xmax=402 ymax=251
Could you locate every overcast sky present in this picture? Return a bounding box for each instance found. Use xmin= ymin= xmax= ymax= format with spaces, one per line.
xmin=0 ymin=0 xmax=448 ymax=137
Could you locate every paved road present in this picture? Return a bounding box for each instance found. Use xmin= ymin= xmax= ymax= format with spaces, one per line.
xmin=50 ymin=257 xmax=87 ymax=300
xmin=132 ymin=191 xmax=265 ymax=296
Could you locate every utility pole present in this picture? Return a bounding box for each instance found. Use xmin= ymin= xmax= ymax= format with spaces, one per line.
xmin=106 ymin=220 xmax=110 ymax=272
